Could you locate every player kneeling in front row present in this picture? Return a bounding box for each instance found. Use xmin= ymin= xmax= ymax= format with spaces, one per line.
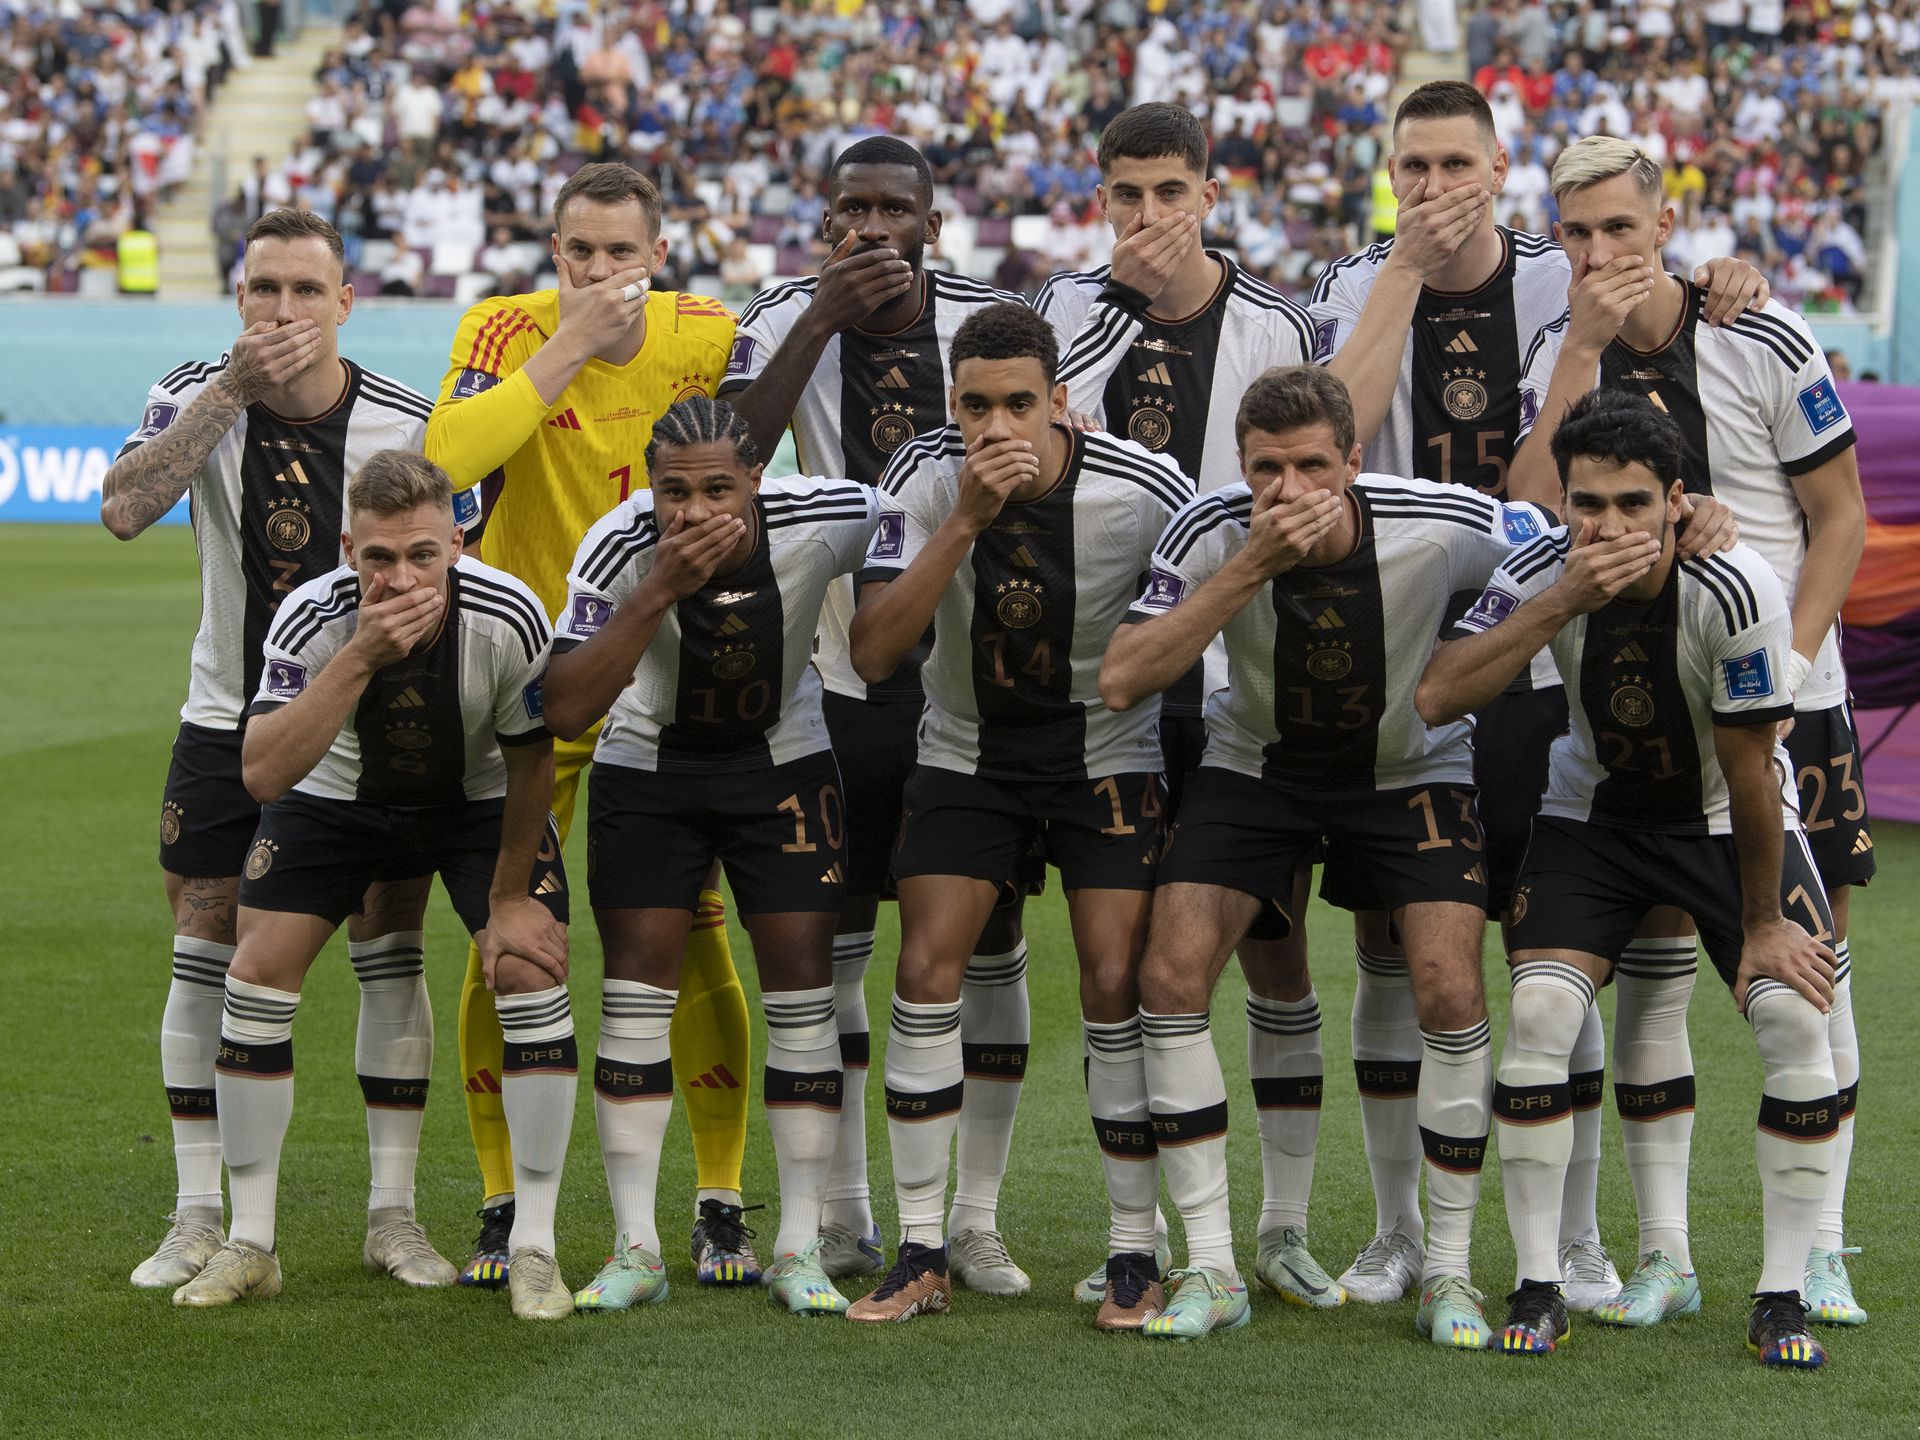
xmin=1419 ymin=390 xmax=1840 ymax=1366
xmin=174 ymin=452 xmax=577 ymax=1320
xmin=1102 ymin=366 xmax=1558 ymax=1342
xmin=543 ymin=397 xmax=881 ymax=1317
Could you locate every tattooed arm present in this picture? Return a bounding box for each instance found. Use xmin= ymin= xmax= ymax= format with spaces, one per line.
xmin=100 ymin=318 xmax=323 ymax=540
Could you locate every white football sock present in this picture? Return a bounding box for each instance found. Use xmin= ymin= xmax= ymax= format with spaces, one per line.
xmin=1142 ymin=1009 xmax=1236 ymax=1280
xmin=1494 ymin=964 xmax=1593 ymax=1288
xmin=496 ymin=986 xmax=577 ymax=1257
xmin=884 ymin=995 xmax=963 ymax=1247
xmin=823 ymin=930 xmax=875 ymax=1234
xmin=1248 ymin=990 xmax=1322 ymax=1236
xmin=1613 ymin=938 xmax=1698 ymax=1266
xmin=594 ymin=978 xmax=676 ymax=1256
xmin=1418 ymin=1019 xmax=1493 ymax=1281
xmin=949 ymin=943 xmax=1028 ymax=1237
xmin=1085 ymin=1016 xmax=1158 ymax=1255
xmin=349 ymin=931 xmax=430 ymax=1219
xmin=216 ymin=978 xmax=300 ymax=1252
xmin=1747 ymin=981 xmax=1838 ymax=1295
xmin=1817 ymin=943 xmax=1857 ymax=1252
xmin=762 ymin=987 xmax=842 ymax=1256
xmin=1352 ymin=942 xmax=1423 ymax=1238
xmin=163 ymin=936 xmax=231 ymax=1223
xmin=1559 ymin=998 xmax=1605 ymax=1246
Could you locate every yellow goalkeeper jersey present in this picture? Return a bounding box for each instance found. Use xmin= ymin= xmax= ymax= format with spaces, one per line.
xmin=425 ymin=286 xmax=737 ymax=622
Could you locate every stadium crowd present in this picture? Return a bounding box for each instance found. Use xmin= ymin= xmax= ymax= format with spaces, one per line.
xmin=1466 ymin=0 xmax=1917 ymax=312
xmin=0 ymin=0 xmax=251 ymax=290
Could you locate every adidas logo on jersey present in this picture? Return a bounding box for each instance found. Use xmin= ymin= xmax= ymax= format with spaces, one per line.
xmin=1135 ymin=362 xmax=1174 ymax=386
xmin=1009 ymin=545 xmax=1039 ymax=568
xmin=546 ymin=408 xmax=582 ymax=430
xmin=1612 ymin=642 xmax=1650 ymax=664
xmin=1852 ymin=831 xmax=1874 ymax=855
xmin=719 ymin=613 xmax=749 ymax=636
xmin=1463 ymin=863 xmax=1487 ymax=885
xmin=274 ymin=460 xmax=312 ymax=486
xmin=686 ymin=1064 xmax=742 ymax=1090
xmin=876 ymin=366 xmax=911 ymax=390
xmin=1443 ymin=331 xmax=1479 ymax=354
xmin=388 ymin=687 xmax=426 ymax=709
xmin=821 ymin=862 xmax=845 ymax=884
xmin=534 ymin=871 xmax=563 ymax=896
xmin=1312 ymin=607 xmax=1345 ymax=630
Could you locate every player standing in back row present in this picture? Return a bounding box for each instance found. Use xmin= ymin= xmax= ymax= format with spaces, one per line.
xmin=1308 ymin=80 xmax=1764 ymax=1310
xmin=721 ymin=137 xmax=1035 ymax=1290
xmin=102 ymin=210 xmax=451 ymax=1295
xmin=425 ymin=163 xmax=758 ymax=1291
xmin=1037 ymin=103 xmax=1347 ymax=1309
xmin=1512 ymin=136 xmax=1869 ymax=1329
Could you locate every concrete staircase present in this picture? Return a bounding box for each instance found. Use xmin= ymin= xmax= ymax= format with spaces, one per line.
xmin=1392 ymin=33 xmax=1466 ymax=112
xmin=153 ymin=25 xmax=339 ymax=297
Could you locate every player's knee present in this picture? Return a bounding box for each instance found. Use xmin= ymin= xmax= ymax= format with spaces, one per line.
xmin=1077 ymin=949 xmax=1139 ymax=1012
xmin=1746 ymin=985 xmax=1830 ymax=1064
xmin=1507 ymin=967 xmax=1591 ymax=1058
xmin=492 ymin=953 xmax=560 ymax=997
xmin=1138 ymin=945 xmax=1207 ymax=1015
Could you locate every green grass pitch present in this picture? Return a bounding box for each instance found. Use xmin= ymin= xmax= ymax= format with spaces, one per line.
xmin=2 ymin=524 xmax=1914 ymax=1438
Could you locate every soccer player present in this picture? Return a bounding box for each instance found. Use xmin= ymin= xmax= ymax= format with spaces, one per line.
xmin=541 ymin=396 xmax=880 ymax=1316
xmin=1308 ymin=80 xmax=1764 ymax=1308
xmin=720 ymin=137 xmax=1035 ymax=1289
xmin=1512 ymin=137 xmax=1868 ymax=1327
xmin=842 ymin=303 xmax=1193 ymax=1330
xmin=424 ymin=162 xmax=757 ymax=1290
xmin=101 ymin=210 xmax=453 ymax=1293
xmin=1036 ymin=102 xmax=1344 ymax=1309
xmin=173 ymin=452 xmax=578 ymax=1321
xmin=1101 ymin=366 xmax=1555 ymax=1343
xmin=1422 ymin=389 xmax=1840 ymax=1367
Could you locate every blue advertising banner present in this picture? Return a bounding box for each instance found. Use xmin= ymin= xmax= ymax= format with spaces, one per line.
xmin=0 ymin=425 xmax=188 ymax=524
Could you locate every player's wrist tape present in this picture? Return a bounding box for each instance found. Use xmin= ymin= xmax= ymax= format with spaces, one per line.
xmin=1786 ymin=649 xmax=1813 ymax=699
xmin=1097 ymin=279 xmax=1153 ymax=316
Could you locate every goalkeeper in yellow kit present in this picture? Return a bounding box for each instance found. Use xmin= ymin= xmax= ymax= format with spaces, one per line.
xmin=425 ymin=162 xmax=757 ymax=1288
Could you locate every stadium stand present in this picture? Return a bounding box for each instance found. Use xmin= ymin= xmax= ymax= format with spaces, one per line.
xmin=1466 ymin=0 xmax=1916 ymax=312
xmin=0 ymin=0 xmax=252 ymax=292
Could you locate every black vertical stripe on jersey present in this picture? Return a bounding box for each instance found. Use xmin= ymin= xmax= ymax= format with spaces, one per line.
xmin=1099 ymin=276 xmax=1228 ymax=715
xmin=237 ymin=363 xmax=362 ymax=716
xmin=839 ymin=299 xmax=945 ymax=701
xmin=1577 ymin=564 xmax=1708 ymax=832
xmin=968 ymin=430 xmax=1086 ymax=779
xmin=1261 ymin=491 xmax=1389 ymax=788
xmin=658 ymin=504 xmax=783 ymax=771
xmin=1410 ymin=232 xmax=1525 ymax=496
xmin=353 ymin=567 xmax=468 ymax=805
xmin=1600 ymin=284 xmax=1711 ymax=494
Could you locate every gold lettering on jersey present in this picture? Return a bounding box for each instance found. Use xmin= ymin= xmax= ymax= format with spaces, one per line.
xmin=1428 ymin=307 xmax=1492 ymax=324
xmin=1129 ymin=395 xmax=1174 ymax=450
xmin=1306 ymin=643 xmax=1353 ymax=681
xmin=386 ymin=722 xmax=433 ymax=751
xmin=1295 ymin=583 xmax=1361 ymax=601
xmin=1441 ymin=367 xmax=1490 ymax=421
xmin=595 ymin=406 xmax=651 ymax=424
xmin=260 ymin=437 xmax=321 ymax=455
xmin=161 ymin=801 xmax=183 ymax=847
xmin=996 ymin=578 xmax=1044 ymax=629
xmin=1620 ymin=369 xmax=1664 ymax=382
xmin=870 ymin=400 xmax=915 ymax=453
xmin=1611 ymin=682 xmax=1655 ymax=728
xmin=867 ymin=348 xmax=922 ymax=364
xmin=709 ymin=591 xmax=758 ymax=607
xmin=994 ymin=520 xmax=1048 ymax=537
xmin=1133 ymin=338 xmax=1193 ymax=356
xmin=244 ymin=838 xmax=279 ymax=880
xmin=712 ymin=644 xmax=757 ymax=680
xmin=265 ymin=501 xmax=312 ymax=552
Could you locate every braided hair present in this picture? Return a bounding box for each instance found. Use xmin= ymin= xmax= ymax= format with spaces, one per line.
xmin=643 ymin=395 xmax=761 ymax=475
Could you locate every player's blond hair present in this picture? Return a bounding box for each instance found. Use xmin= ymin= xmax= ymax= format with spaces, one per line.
xmin=553 ymin=162 xmax=664 ymax=239
xmin=1550 ymin=136 xmax=1664 ymax=207
xmin=348 ymin=450 xmax=453 ymax=518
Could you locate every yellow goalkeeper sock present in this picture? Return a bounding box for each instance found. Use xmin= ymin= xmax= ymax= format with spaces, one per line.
xmin=458 ymin=940 xmax=515 ymax=1205
xmin=672 ymin=890 xmax=750 ymax=1198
